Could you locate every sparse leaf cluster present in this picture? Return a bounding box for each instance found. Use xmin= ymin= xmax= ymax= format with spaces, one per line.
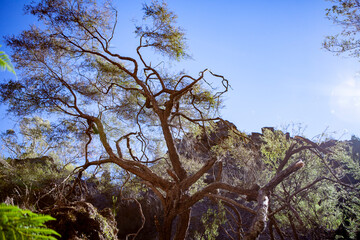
xmin=324 ymin=0 xmax=360 ymax=57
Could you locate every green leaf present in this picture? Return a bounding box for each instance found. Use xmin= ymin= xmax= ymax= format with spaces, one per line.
xmin=0 ymin=204 xmax=60 ymax=239
xmin=0 ymin=45 xmax=16 ymax=76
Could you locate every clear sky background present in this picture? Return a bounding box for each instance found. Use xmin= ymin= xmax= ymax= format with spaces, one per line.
xmin=0 ymin=0 xmax=359 ymax=139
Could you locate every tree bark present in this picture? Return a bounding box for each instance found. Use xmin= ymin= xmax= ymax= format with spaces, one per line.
xmin=245 ymin=191 xmax=269 ymax=240
xmin=269 ymin=216 xmax=285 ymax=240
xmin=174 ymin=209 xmax=191 ymax=240
xmin=159 ymin=211 xmax=176 ymax=240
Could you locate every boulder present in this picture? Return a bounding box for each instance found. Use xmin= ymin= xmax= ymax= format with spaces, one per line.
xmin=43 ymin=201 xmax=118 ymax=240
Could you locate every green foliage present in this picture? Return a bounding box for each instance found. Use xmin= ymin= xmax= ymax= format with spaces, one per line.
xmin=0 ymin=45 xmax=16 ymax=76
xmin=324 ymin=0 xmax=360 ymax=57
xmin=335 ymin=137 xmax=360 ymax=238
xmin=260 ymin=129 xmax=290 ymax=171
xmin=335 ymin=188 xmax=360 ymax=239
xmin=0 ymin=156 xmax=72 ymax=208
xmin=1 ymin=157 xmax=61 ymax=190
xmin=297 ymin=183 xmax=343 ymax=229
xmin=136 ymin=0 xmax=188 ymax=60
xmin=0 ymin=0 xmax=223 ymax=162
xmin=0 ymin=116 xmax=79 ymax=207
xmin=189 ymin=84 xmax=223 ymax=111
xmin=210 ymin=128 xmax=261 ymax=186
xmin=195 ymin=201 xmax=227 ymax=240
xmin=0 ymin=116 xmax=81 ymax=165
xmin=150 ymin=156 xmax=209 ymax=195
xmin=260 ymin=129 xmax=359 ymax=237
xmin=183 ymin=160 xmax=209 ymax=195
xmin=0 ymin=203 xmax=60 ymax=240
xmin=111 ymin=196 xmax=118 ymax=217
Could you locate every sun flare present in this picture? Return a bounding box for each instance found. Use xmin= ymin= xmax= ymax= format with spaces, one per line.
xmin=330 ymin=76 xmax=360 ymax=123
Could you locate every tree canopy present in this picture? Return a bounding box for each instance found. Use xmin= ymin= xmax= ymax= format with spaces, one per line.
xmin=324 ymin=0 xmax=360 ymax=57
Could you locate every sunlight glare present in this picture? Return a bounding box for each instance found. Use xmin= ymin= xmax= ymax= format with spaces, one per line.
xmin=330 ymin=76 xmax=360 ymax=123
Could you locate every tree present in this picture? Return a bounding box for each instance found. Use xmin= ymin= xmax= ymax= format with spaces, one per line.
xmin=0 ymin=0 xmax=349 ymax=239
xmin=323 ymin=0 xmax=360 ymax=57
xmin=258 ymin=129 xmax=352 ymax=239
xmin=0 ymin=117 xmax=78 ymax=208
xmin=1 ymin=116 xmax=80 ymax=162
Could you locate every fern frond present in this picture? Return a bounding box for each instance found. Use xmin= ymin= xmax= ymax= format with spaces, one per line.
xmin=21 ymin=228 xmax=60 ymax=239
xmin=0 ymin=204 xmax=60 ymax=240
xmin=0 ymin=45 xmax=16 ymax=76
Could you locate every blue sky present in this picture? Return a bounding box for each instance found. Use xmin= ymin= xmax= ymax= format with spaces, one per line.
xmin=1 ymin=0 xmax=359 ymax=139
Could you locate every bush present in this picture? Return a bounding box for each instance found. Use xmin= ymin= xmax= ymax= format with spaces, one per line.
xmin=0 ymin=156 xmax=72 ymax=208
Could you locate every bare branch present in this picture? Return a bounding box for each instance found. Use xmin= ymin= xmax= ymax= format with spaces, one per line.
xmin=206 ymin=193 xmax=256 ymax=215
xmin=263 ymin=160 xmax=305 ymax=193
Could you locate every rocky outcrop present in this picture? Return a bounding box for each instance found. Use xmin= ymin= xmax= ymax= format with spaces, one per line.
xmin=10 ymin=156 xmax=60 ymax=171
xmin=43 ymin=201 xmax=118 ymax=240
